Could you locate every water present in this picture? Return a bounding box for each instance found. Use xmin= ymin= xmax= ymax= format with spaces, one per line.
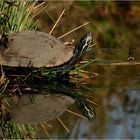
xmin=1 ymin=59 xmax=140 ymax=139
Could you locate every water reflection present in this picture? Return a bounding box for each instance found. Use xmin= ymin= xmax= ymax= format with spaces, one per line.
xmin=39 ymin=63 xmax=140 ymax=139
xmin=1 ymin=64 xmax=140 ymax=139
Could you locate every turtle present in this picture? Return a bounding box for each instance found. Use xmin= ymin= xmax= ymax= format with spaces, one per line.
xmin=0 ymin=31 xmax=92 ymax=71
xmin=0 ymin=31 xmax=95 ymax=121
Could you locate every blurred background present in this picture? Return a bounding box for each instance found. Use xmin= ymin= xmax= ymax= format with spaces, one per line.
xmin=32 ymin=1 xmax=140 ymax=139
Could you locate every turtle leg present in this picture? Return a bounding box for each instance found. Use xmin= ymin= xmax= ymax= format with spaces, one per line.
xmin=60 ymin=64 xmax=74 ymax=71
xmin=0 ymin=34 xmax=8 ymax=48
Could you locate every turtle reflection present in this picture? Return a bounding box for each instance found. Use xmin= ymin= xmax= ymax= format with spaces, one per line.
xmin=5 ymin=93 xmax=74 ymax=123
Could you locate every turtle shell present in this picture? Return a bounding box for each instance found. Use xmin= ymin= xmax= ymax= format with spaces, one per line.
xmin=0 ymin=31 xmax=73 ymax=68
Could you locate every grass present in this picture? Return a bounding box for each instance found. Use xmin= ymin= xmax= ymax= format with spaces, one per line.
xmin=0 ymin=1 xmax=38 ymax=34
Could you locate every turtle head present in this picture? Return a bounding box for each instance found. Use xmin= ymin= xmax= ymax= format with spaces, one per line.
xmin=59 ymin=32 xmax=93 ymax=71
xmin=78 ymin=32 xmax=93 ymax=52
xmin=69 ymin=32 xmax=93 ymax=66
